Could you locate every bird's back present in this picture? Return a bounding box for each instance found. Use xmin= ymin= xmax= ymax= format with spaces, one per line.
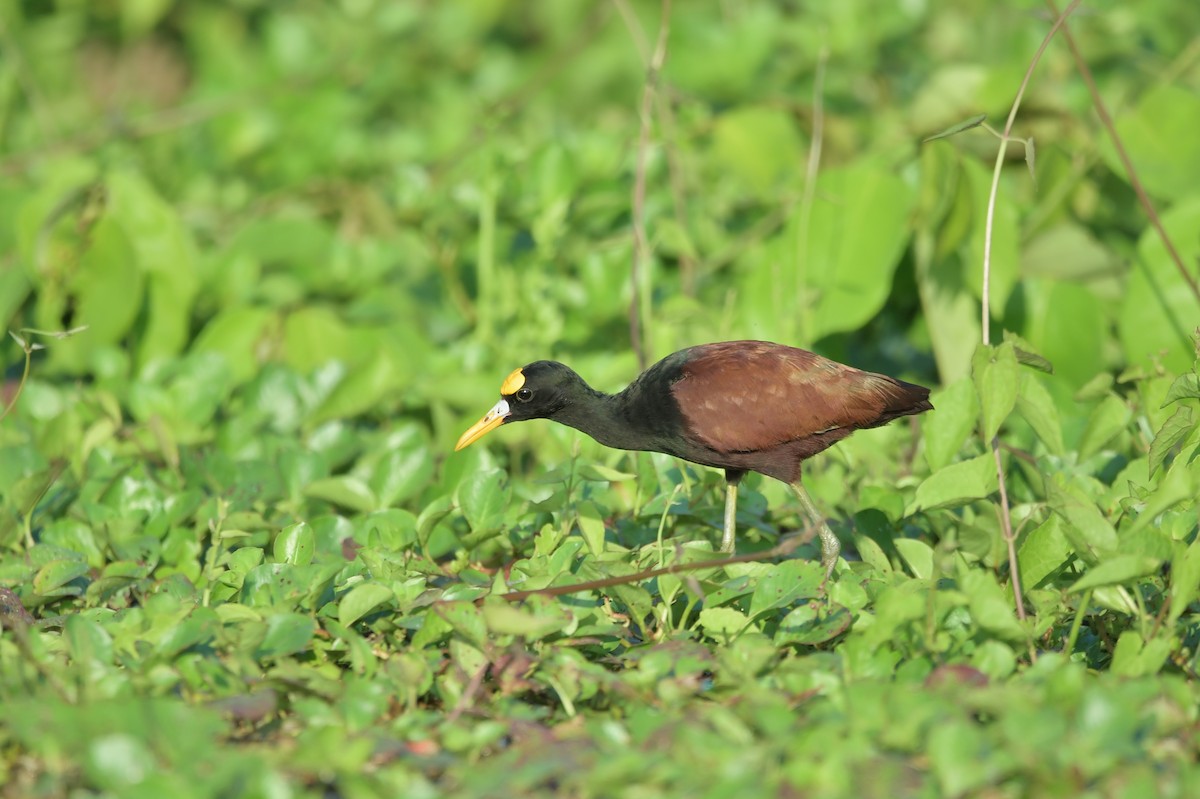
xmin=662 ymin=341 xmax=932 ymax=482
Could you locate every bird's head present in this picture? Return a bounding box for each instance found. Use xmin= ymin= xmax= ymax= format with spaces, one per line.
xmin=455 ymin=361 xmax=584 ymax=450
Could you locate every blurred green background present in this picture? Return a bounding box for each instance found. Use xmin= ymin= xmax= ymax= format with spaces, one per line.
xmin=3 ymin=1 xmax=1200 ymax=796
xmin=5 ymin=0 xmax=1197 ymax=446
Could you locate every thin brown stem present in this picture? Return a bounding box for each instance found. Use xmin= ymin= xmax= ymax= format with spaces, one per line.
xmin=492 ymin=524 xmax=813 ymax=603
xmin=992 ymin=440 xmax=1026 ymax=621
xmin=1044 ymin=0 xmax=1200 ymax=306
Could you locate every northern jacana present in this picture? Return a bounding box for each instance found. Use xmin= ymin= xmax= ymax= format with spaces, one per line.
xmin=456 ymin=340 xmax=932 ymax=580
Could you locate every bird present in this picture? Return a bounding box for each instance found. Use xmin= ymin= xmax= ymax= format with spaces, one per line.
xmin=455 ymin=340 xmax=933 ymax=581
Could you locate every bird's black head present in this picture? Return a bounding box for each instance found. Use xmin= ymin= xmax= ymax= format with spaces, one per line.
xmin=455 ymin=360 xmax=589 ymax=451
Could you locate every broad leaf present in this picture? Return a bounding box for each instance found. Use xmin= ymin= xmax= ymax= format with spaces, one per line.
xmin=972 ymin=342 xmax=1018 ymax=441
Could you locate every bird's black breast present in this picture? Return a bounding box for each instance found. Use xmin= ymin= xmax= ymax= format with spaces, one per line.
xmin=609 ymin=350 xmax=693 ymax=452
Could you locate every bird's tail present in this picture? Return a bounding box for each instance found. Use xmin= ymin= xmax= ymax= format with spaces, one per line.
xmin=869 ymin=376 xmax=934 ymax=427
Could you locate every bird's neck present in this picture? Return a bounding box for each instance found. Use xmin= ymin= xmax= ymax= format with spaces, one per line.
xmin=553 ymin=386 xmax=654 ymax=451
xmin=549 ymin=376 xmax=672 ymax=451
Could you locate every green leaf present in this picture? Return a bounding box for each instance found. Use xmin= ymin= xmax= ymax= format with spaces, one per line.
xmin=435 ymin=601 xmax=488 ymax=649
xmin=923 ymin=113 xmax=987 ymax=142
xmin=416 ymin=495 xmax=454 ymax=545
xmin=960 ymin=569 xmax=1026 ymax=643
xmin=1118 ymin=197 xmax=1200 ymax=375
xmin=1078 ymin=394 xmax=1132 ymax=460
xmin=774 ymin=602 xmax=852 ymax=646
xmin=458 ymin=468 xmax=511 ymax=534
xmin=929 ymin=721 xmax=1000 ymax=797
xmin=1029 ymin=281 xmax=1107 ymax=388
xmin=190 ymin=306 xmax=277 ymax=384
xmin=711 ymin=105 xmax=802 ymax=191
xmin=107 ymin=170 xmax=199 ymax=369
xmin=338 ymin=583 xmax=394 ymax=627
xmin=1013 ymin=347 xmax=1053 ymax=374
xmin=1110 ymin=630 xmax=1172 ymax=677
xmin=1022 ymin=224 xmax=1117 ymax=284
xmin=65 ymin=614 xmax=113 ymax=668
xmin=480 ymin=599 xmax=570 ymax=639
xmin=1017 ymin=514 xmax=1071 ymax=589
xmin=1015 ymin=372 xmax=1064 ymax=456
xmin=913 ymin=151 xmax=979 ymax=383
xmin=698 ymin=607 xmax=749 ymax=639
xmin=1127 ymin=457 xmax=1196 ymax=536
xmin=283 ymin=306 xmax=351 ymax=373
xmin=1068 ymin=555 xmax=1162 ymax=593
xmin=33 ymin=560 xmax=89 ymax=596
xmin=1169 ymin=539 xmax=1200 ymax=627
xmin=894 ymin=538 xmax=934 ymax=580
xmin=908 ymin=454 xmax=998 ymax=514
xmin=273 ymin=522 xmax=315 ymax=566
xmin=1073 ymin=372 xmax=1113 ymax=402
xmin=971 ymin=341 xmax=1018 ymax=440
xmin=310 ymin=346 xmax=402 ymax=425
xmin=254 ymin=613 xmax=317 ymax=659
xmin=304 ymin=476 xmax=378 ymax=513
xmin=806 ymin=160 xmax=917 ymax=340
xmin=155 ymin=608 xmax=220 ymax=659
xmin=576 ymin=501 xmax=606 ymax=556
xmin=922 ymin=377 xmax=979 ymax=472
xmin=52 ymin=217 xmax=141 ymax=372
xmin=850 ymin=524 xmax=893 ymax=575
xmin=1105 ymin=84 xmax=1200 ymax=202
xmin=1149 ymin=406 xmax=1194 ymax=477
xmin=1161 ymin=373 xmax=1200 ymax=406
xmin=1046 ymin=475 xmax=1117 ymax=564
xmin=367 ymin=427 xmax=435 ymax=508
xmin=0 ymin=259 xmax=31 ymax=337
xmin=748 ymin=560 xmax=823 ymax=619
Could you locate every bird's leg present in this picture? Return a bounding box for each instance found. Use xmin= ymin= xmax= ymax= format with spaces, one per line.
xmin=721 ymin=470 xmax=744 ymax=554
xmin=791 ymin=481 xmax=840 ymax=583
xmin=721 ymin=480 xmax=738 ymax=553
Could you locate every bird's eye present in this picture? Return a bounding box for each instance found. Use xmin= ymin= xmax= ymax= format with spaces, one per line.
xmin=516 ymin=387 xmax=533 ymax=402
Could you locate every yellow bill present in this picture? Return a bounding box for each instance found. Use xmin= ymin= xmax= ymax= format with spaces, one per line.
xmin=455 ymin=398 xmax=511 ymax=451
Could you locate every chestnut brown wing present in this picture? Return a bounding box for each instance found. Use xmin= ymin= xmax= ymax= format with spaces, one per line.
xmin=670 ymin=341 xmax=927 ymax=454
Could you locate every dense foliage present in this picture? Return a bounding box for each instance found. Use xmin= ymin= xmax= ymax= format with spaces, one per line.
xmin=2 ymin=1 xmax=1200 ymax=796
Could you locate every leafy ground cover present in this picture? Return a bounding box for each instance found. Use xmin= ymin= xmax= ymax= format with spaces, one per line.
xmin=2 ymin=1 xmax=1200 ymax=796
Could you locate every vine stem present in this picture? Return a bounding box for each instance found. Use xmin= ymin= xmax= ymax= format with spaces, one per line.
xmin=981 ymin=0 xmax=1082 ymax=346
xmin=981 ymin=0 xmax=1082 ymax=626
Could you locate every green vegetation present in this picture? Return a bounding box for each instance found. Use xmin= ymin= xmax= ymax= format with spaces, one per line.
xmin=3 ymin=1 xmax=1200 ymax=796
